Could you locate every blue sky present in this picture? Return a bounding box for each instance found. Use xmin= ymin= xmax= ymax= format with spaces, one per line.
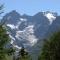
xmin=0 ymin=0 xmax=60 ymax=15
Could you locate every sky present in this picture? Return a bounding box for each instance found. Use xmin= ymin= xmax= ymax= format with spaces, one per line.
xmin=0 ymin=0 xmax=60 ymax=15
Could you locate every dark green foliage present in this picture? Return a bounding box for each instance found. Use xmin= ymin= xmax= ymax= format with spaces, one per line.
xmin=6 ymin=47 xmax=15 ymax=55
xmin=17 ymin=47 xmax=32 ymax=60
xmin=38 ymin=31 xmax=60 ymax=60
xmin=0 ymin=25 xmax=10 ymax=47
xmin=0 ymin=4 xmax=15 ymax=60
xmin=0 ymin=26 xmax=8 ymax=60
xmin=0 ymin=24 xmax=15 ymax=60
xmin=20 ymin=47 xmax=28 ymax=57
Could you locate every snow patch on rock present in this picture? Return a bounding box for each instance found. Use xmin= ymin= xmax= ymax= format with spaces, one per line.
xmin=15 ymin=25 xmax=38 ymax=47
xmin=44 ymin=12 xmax=56 ymax=24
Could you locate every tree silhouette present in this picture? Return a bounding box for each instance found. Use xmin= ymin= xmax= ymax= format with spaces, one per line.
xmin=17 ymin=47 xmax=32 ymax=60
xmin=0 ymin=4 xmax=15 ymax=60
xmin=38 ymin=31 xmax=60 ymax=60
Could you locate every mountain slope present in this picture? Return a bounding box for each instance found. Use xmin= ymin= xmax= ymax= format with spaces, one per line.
xmin=1 ymin=10 xmax=59 ymax=60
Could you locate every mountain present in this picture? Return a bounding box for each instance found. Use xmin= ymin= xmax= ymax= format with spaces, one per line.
xmin=45 ymin=15 xmax=60 ymax=38
xmin=1 ymin=10 xmax=59 ymax=60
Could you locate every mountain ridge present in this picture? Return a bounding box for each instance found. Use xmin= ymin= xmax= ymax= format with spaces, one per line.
xmin=1 ymin=10 xmax=60 ymax=60
xmin=1 ymin=10 xmax=58 ymax=47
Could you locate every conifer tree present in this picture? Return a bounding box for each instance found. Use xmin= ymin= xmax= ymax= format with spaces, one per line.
xmin=0 ymin=4 xmax=15 ymax=60
xmin=38 ymin=31 xmax=60 ymax=60
xmin=17 ymin=47 xmax=32 ymax=60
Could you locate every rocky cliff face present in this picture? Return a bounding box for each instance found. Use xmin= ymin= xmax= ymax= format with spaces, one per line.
xmin=1 ymin=10 xmax=60 ymax=60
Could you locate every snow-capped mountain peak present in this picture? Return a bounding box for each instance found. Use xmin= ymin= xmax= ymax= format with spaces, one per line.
xmin=2 ymin=11 xmax=60 ymax=57
xmin=2 ymin=10 xmax=60 ymax=60
xmin=2 ymin=11 xmax=55 ymax=48
xmin=44 ymin=12 xmax=56 ymax=24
